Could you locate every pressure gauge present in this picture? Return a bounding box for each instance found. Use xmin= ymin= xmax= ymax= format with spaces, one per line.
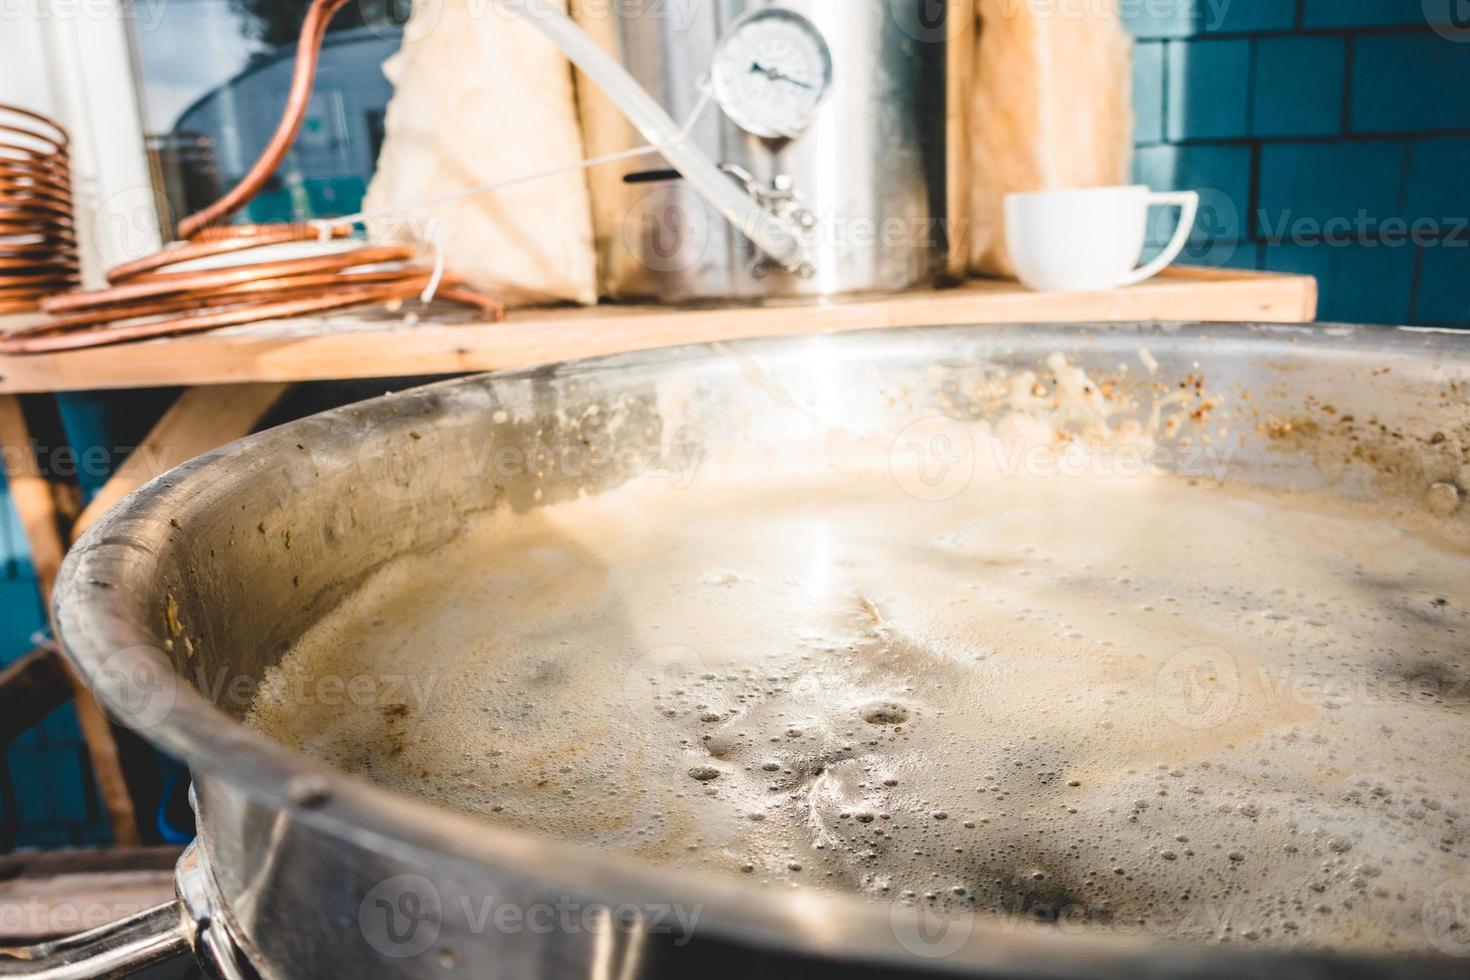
xmin=710 ymin=8 xmax=833 ymax=140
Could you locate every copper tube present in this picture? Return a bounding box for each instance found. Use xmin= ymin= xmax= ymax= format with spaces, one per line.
xmin=0 ymin=104 xmax=79 ymax=313
xmin=174 ymin=0 xmax=353 ymax=239
xmin=0 ymin=275 xmax=501 ymax=354
xmin=106 ymin=223 xmax=352 ymax=283
xmin=5 ymin=270 xmax=437 ymax=331
xmin=0 ymin=105 xmax=69 ymax=148
xmin=14 ymin=225 xmax=502 ymax=352
xmin=42 ymin=244 xmax=417 ymax=312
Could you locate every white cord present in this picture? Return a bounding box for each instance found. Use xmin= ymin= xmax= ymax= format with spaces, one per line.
xmin=420 ymin=229 xmax=446 ymax=303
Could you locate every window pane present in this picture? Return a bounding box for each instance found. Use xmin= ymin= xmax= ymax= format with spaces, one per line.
xmin=127 ymin=0 xmax=408 ymax=235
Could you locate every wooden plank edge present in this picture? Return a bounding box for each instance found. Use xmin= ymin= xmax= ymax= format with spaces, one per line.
xmin=0 ymin=271 xmax=1318 ymax=394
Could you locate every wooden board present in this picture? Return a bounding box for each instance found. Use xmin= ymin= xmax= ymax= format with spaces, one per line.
xmin=0 ymin=267 xmax=1316 ymax=394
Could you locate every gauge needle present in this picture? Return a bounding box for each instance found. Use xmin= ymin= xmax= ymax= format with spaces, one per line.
xmin=749 ymin=61 xmax=814 ymax=90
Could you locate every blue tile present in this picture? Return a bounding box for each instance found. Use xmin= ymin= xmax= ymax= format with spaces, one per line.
xmin=1267 ymin=243 xmax=1416 ymax=324
xmin=1168 ymin=39 xmax=1251 ymax=140
xmin=0 ymin=479 xmax=27 ymax=573
xmin=1350 ymin=35 xmax=1470 ymax=133
xmin=38 ymin=705 xmax=83 ymax=744
xmin=1416 ymin=246 xmax=1470 ymax=325
xmin=1262 ymin=243 xmax=1334 ymax=324
xmin=1147 ymin=238 xmax=1262 ymax=270
xmin=1256 ymin=141 xmax=1407 ymax=237
xmin=1252 ymin=36 xmax=1346 ymax=138
xmin=54 ymin=394 xmax=123 ymax=502
xmin=0 ymin=577 xmax=46 ymax=665
xmin=44 ymin=746 xmax=92 ymax=826
xmin=1263 ymin=240 xmax=1335 ymax=280
xmin=1200 ymin=239 xmax=1262 ymax=269
xmin=1329 ymin=244 xmax=1418 ymax=323
xmin=1423 ymin=0 xmax=1470 ymax=32
xmin=1123 ymin=0 xmax=1202 ymax=38
xmin=54 ymin=390 xmax=174 ymax=502
xmin=1405 ymin=138 xmax=1470 ymax=223
xmin=12 ymin=823 xmax=82 ymax=849
xmin=1123 ymin=0 xmax=1286 ymax=37
xmin=1134 ymin=41 xmax=1166 ymax=144
xmin=81 ymin=819 xmax=114 ymax=844
xmin=1205 ymin=0 xmax=1297 ymax=33
xmin=7 ymin=746 xmax=57 ymax=823
xmin=0 ymin=487 xmax=10 ymax=574
xmin=1135 ymin=144 xmax=1252 ymax=244
xmin=2 ymin=524 xmax=33 ymax=582
xmin=1301 ymin=0 xmax=1426 ymax=27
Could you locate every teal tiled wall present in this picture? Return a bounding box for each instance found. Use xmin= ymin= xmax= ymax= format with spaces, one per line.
xmin=1130 ymin=0 xmax=1470 ymax=326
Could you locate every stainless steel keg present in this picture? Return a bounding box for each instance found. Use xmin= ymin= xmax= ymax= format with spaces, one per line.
xmin=572 ymin=0 xmax=973 ymax=303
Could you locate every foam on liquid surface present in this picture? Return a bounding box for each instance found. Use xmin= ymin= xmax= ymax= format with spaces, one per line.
xmin=249 ymin=469 xmax=1470 ymax=953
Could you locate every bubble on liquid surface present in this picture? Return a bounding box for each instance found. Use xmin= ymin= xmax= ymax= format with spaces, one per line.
xmin=249 ymin=460 xmax=1470 ymax=957
xmin=860 ymin=700 xmax=911 ymax=725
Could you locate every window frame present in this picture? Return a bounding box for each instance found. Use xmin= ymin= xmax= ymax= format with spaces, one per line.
xmin=42 ymin=0 xmax=163 ymax=285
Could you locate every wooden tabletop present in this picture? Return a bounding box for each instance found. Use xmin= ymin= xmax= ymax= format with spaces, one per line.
xmin=0 ymin=266 xmax=1316 ymax=394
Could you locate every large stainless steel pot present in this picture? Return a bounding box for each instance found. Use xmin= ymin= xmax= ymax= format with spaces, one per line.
xmin=573 ymin=0 xmax=973 ymax=303
xmin=8 ymin=322 xmax=1470 ymax=979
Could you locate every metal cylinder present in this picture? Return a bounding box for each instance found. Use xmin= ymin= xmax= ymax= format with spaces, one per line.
xmin=572 ymin=0 xmax=974 ymax=304
xmin=49 ymin=322 xmax=1470 ymax=980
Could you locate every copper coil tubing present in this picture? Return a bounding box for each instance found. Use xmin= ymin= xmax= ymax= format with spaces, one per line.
xmin=0 ymin=104 xmax=80 ymax=315
xmin=0 ymin=227 xmax=502 ymax=353
xmin=1 ymin=0 xmax=502 ymax=354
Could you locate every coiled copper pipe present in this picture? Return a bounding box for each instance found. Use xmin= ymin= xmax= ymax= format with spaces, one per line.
xmin=1 ymin=224 xmax=501 ymax=353
xmin=1 ymin=0 xmax=502 ymax=355
xmin=0 ymin=105 xmax=80 ymax=314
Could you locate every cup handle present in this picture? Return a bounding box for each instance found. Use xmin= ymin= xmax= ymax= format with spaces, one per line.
xmin=1119 ymin=191 xmax=1200 ymax=287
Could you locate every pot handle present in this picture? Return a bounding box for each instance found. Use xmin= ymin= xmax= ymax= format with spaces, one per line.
xmin=0 ymin=901 xmax=192 ymax=979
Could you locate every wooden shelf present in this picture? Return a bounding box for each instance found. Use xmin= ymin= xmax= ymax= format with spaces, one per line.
xmin=0 ymin=266 xmax=1315 ymax=394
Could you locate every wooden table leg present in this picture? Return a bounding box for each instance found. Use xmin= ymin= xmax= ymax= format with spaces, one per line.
xmin=0 ymin=383 xmax=290 ymax=846
xmin=0 ymin=648 xmax=76 ymax=749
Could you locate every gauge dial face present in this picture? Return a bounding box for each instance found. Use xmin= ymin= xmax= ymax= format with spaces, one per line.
xmin=710 ymin=8 xmax=833 ymax=140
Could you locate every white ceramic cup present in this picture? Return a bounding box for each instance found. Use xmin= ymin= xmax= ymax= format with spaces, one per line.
xmin=1003 ymin=185 xmax=1201 ymax=293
